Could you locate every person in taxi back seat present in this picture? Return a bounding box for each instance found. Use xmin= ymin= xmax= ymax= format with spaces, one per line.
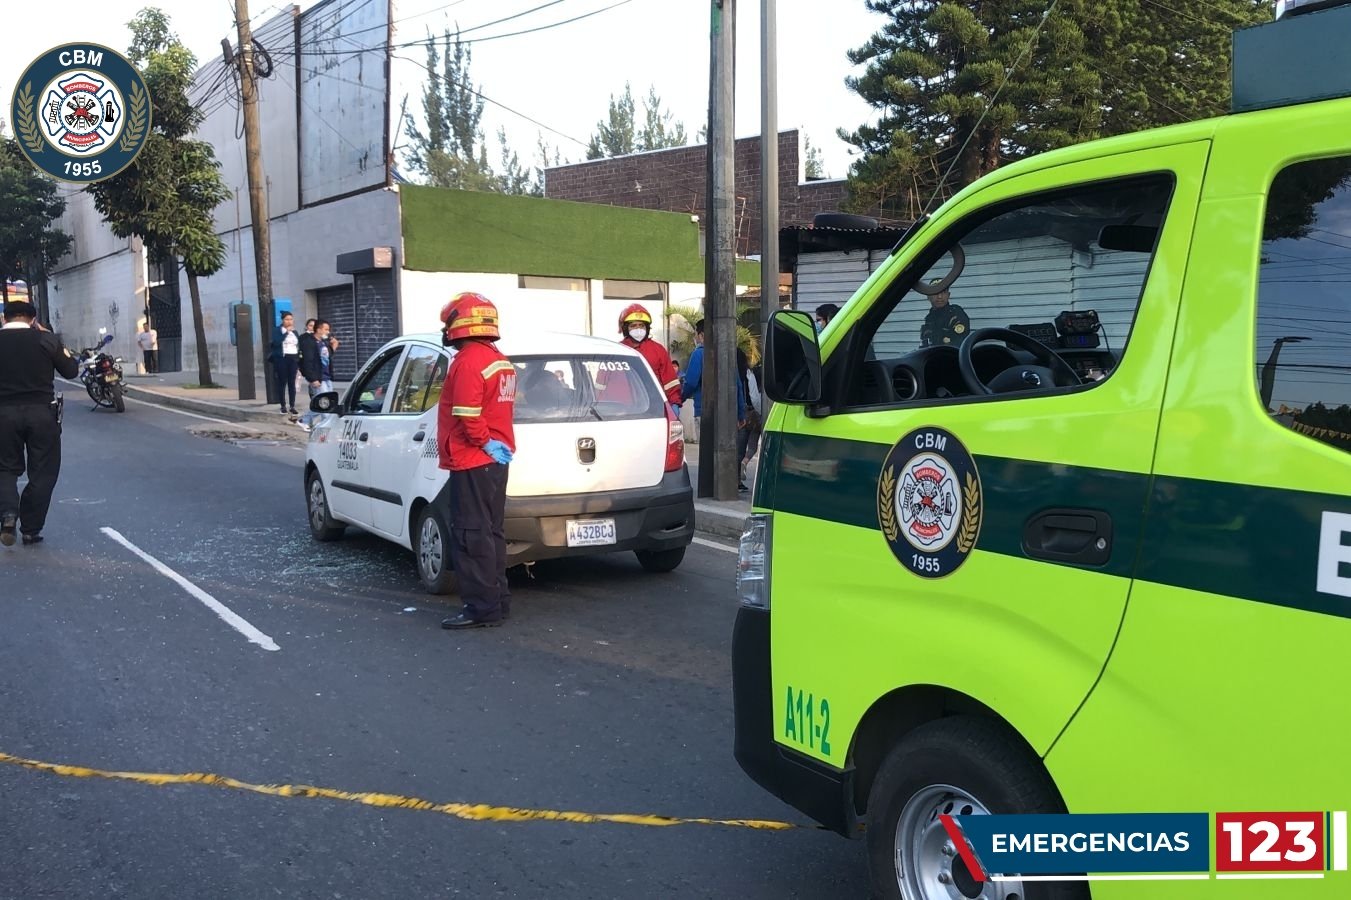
xmin=436 ymin=292 xmax=517 ymax=630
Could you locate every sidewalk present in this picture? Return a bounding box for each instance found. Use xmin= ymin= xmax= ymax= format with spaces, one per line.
xmin=124 ymin=369 xmax=753 ymax=541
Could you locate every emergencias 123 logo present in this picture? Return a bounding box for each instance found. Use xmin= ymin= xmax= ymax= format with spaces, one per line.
xmin=10 ymin=43 xmax=151 ymax=183
xmin=940 ymin=810 xmax=1349 ymax=884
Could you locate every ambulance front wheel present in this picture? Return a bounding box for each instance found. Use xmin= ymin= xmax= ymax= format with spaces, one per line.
xmin=866 ymin=716 xmax=1087 ymax=900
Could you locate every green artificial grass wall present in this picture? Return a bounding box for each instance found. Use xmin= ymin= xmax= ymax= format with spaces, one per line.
xmin=401 ymin=185 xmax=760 ymax=285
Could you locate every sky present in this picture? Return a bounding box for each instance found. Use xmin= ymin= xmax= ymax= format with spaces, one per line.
xmin=3 ymin=0 xmax=885 ymax=180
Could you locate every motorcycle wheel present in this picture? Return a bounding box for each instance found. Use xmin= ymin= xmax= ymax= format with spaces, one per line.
xmin=85 ymin=380 xmax=107 ymax=407
xmin=111 ymin=382 xmax=125 ymax=413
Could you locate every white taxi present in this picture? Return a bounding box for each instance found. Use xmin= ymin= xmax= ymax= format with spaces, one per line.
xmin=302 ymin=332 xmax=695 ymax=593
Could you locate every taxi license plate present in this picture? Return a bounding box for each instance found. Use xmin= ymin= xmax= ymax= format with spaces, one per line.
xmin=566 ymin=518 xmax=616 ymax=547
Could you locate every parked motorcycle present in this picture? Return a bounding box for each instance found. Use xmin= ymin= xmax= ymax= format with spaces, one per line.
xmin=79 ymin=335 xmax=126 ymax=413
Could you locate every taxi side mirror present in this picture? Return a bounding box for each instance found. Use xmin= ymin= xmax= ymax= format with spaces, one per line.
xmin=764 ymin=310 xmax=822 ymax=405
xmin=309 ymin=391 xmax=341 ymax=414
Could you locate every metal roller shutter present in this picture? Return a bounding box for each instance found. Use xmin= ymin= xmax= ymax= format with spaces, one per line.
xmin=316 ymin=284 xmax=356 ymax=381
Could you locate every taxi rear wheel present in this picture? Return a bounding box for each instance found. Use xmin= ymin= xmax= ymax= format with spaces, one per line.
xmin=866 ymin=716 xmax=1086 ymax=900
xmin=635 ymin=547 xmax=685 ymax=573
xmin=306 ymin=471 xmax=346 ymax=542
xmin=414 ymin=504 xmax=458 ymax=595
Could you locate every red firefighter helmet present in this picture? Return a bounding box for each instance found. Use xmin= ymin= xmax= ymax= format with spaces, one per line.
xmin=618 ymin=303 xmax=653 ymax=335
xmin=440 ymin=292 xmax=501 ymax=341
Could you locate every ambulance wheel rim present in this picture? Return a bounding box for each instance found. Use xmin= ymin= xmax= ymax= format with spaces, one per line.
xmin=419 ymin=516 xmax=444 ymax=579
xmin=894 ymin=784 xmax=1021 ymax=900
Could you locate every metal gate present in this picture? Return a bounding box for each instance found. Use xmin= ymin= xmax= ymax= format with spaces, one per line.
xmin=148 ymin=274 xmax=182 ymax=373
xmin=353 ymin=270 xmax=398 ymax=367
xmin=315 ymin=284 xmax=356 ymax=381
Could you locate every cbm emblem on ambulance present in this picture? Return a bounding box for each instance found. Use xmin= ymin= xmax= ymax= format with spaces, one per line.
xmin=10 ymin=44 xmax=151 ymax=183
xmin=878 ymin=427 xmax=982 ymax=578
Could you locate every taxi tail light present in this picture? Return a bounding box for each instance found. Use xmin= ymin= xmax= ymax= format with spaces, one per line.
xmin=737 ymin=515 xmax=771 ymax=610
xmin=664 ymin=404 xmax=684 ymax=472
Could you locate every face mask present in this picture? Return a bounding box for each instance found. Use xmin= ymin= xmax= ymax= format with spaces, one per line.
xmin=628 ymin=327 xmax=648 ymax=342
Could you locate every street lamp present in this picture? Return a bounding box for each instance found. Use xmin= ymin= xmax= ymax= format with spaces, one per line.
xmin=1259 ymin=335 xmax=1311 ymax=410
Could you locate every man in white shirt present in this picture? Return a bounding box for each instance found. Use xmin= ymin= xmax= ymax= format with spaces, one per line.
xmin=137 ymin=323 xmax=159 ymax=374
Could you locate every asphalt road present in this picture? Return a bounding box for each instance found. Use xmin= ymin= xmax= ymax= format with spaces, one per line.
xmin=0 ymin=394 xmax=867 ymax=899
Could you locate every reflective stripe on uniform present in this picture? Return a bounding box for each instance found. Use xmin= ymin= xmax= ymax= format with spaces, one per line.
xmin=451 ymin=405 xmax=482 ymax=417
xmin=481 ymin=360 xmax=514 ymax=380
xmin=663 ymin=378 xmax=681 ymax=392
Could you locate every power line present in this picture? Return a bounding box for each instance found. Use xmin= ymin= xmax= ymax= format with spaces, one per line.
xmin=922 ymin=0 xmax=1060 ymax=216
xmin=283 ymin=0 xmax=640 ymax=57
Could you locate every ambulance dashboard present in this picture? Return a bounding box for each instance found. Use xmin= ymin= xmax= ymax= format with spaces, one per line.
xmin=860 ymin=310 xmax=1120 ymax=404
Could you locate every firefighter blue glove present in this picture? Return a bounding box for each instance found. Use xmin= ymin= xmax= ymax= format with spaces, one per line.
xmin=670 ymin=403 xmax=681 ymax=417
xmin=483 ymin=439 xmax=513 ymax=465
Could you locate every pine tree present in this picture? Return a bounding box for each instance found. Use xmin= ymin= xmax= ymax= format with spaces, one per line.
xmin=841 ymin=0 xmax=1269 ymax=220
xmin=403 ymin=29 xmax=497 ymax=191
xmin=587 ymin=83 xmax=688 ymax=159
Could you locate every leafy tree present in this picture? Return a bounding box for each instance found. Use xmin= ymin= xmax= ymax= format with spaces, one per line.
xmin=803 ymin=134 xmax=826 ymax=180
xmin=0 ymin=138 xmax=72 ymax=313
xmin=840 ymin=0 xmax=1268 ymax=219
xmin=587 ymin=83 xmax=688 ymax=159
xmin=88 ymin=8 xmax=230 ymax=386
xmin=403 ymin=29 xmax=497 ymax=191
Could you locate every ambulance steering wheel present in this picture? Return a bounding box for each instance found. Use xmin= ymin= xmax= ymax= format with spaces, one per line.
xmin=958 ymin=327 xmax=1083 ymax=395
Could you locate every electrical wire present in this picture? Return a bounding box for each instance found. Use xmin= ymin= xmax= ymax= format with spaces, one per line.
xmin=920 ymin=0 xmax=1061 ymax=217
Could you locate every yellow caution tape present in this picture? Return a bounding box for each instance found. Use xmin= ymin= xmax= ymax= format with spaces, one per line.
xmin=0 ymin=750 xmax=801 ymax=831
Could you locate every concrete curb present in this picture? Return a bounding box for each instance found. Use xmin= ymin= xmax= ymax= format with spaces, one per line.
xmin=125 ymin=384 xmax=290 ymax=425
xmin=694 ymin=502 xmax=749 ymax=540
xmin=128 ymin=383 xmax=752 ymax=541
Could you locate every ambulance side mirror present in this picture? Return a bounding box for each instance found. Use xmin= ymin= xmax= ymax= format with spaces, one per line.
xmin=764 ymin=310 xmax=822 ymax=405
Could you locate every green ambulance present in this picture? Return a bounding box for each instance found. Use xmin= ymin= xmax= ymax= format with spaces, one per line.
xmin=733 ymin=3 xmax=1351 ymax=897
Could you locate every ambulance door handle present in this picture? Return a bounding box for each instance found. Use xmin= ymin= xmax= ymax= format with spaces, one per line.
xmin=1022 ymin=508 xmax=1112 ymax=566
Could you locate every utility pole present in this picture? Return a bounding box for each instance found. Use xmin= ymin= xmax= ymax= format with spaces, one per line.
xmin=702 ymin=0 xmax=738 ymax=501
xmin=231 ymin=0 xmax=275 ymax=403
xmin=760 ymin=0 xmax=779 ymax=345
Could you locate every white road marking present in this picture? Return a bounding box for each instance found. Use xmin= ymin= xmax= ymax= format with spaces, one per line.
xmin=692 ymin=536 xmax=737 ymax=554
xmin=100 ymin=527 xmax=280 ymax=652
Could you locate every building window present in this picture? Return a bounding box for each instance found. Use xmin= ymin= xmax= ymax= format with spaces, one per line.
xmin=1257 ymin=155 xmax=1351 ymax=454
xmin=519 ymin=275 xmax=589 ymax=292
xmin=603 ymin=280 xmax=668 ymax=303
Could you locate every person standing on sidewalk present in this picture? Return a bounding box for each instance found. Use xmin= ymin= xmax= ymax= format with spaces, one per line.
xmin=270 ymin=312 xmax=301 ymax=416
xmin=436 ymin=292 xmax=516 ymax=630
xmin=296 ymin=319 xmax=336 ymax=430
xmin=0 ymin=300 xmax=79 ymax=546
xmin=681 ymin=320 xmax=705 ymax=443
xmin=137 ymin=322 xmax=158 ymax=374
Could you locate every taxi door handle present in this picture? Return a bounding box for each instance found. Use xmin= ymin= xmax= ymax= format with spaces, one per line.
xmin=1022 ymin=508 xmax=1112 ymax=566
xmin=358 ymin=433 xmax=369 ymax=443
xmin=412 ymin=430 xmax=426 ymax=443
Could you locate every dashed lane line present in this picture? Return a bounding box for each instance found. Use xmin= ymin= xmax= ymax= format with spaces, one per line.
xmin=100 ymin=527 xmax=280 ymax=652
xmin=0 ymin=750 xmax=802 ymax=831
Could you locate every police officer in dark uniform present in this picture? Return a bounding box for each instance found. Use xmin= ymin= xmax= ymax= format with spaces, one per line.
xmin=0 ymin=300 xmax=79 ymax=546
xmin=919 ymin=280 xmax=971 ymax=347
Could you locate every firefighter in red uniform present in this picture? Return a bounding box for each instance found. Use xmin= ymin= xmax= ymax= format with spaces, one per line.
xmin=612 ymin=304 xmax=682 ymax=413
xmin=436 ymin=292 xmax=517 ymax=630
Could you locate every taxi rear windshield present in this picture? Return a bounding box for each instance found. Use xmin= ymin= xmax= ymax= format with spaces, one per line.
xmin=512 ymin=354 xmax=663 ymax=422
